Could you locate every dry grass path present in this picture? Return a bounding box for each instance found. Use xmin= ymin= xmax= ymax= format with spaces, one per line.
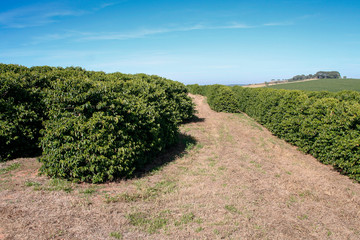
xmin=1 ymin=94 xmax=360 ymax=239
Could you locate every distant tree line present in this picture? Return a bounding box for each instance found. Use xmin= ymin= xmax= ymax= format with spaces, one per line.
xmin=289 ymin=71 xmax=341 ymax=82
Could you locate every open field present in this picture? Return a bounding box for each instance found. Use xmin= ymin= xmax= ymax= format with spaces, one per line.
xmin=1 ymin=94 xmax=360 ymax=240
xmin=242 ymin=78 xmax=320 ymax=88
xmin=268 ymin=78 xmax=360 ymax=92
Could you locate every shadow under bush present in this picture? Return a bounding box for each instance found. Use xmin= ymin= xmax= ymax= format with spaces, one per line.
xmin=134 ymin=133 xmax=197 ymax=178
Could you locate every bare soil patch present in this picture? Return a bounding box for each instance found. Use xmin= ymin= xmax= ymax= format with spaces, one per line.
xmin=1 ymin=94 xmax=360 ymax=240
xmin=243 ymin=78 xmax=320 ymax=88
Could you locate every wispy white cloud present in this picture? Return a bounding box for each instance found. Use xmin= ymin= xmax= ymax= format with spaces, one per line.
xmin=80 ymin=23 xmax=254 ymax=41
xmin=0 ymin=48 xmax=108 ymax=59
xmin=97 ymin=1 xmax=124 ymax=10
xmin=30 ymin=20 xmax=291 ymax=43
xmin=0 ymin=1 xmax=119 ymax=28
xmin=30 ymin=30 xmax=92 ymax=45
xmin=0 ymin=3 xmax=85 ymax=28
xmin=92 ymin=1 xmax=126 ymax=11
xmin=263 ymin=21 xmax=293 ymax=26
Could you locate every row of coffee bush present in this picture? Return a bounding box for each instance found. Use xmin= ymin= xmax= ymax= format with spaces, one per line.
xmin=0 ymin=64 xmax=194 ymax=183
xmin=188 ymin=84 xmax=360 ymax=182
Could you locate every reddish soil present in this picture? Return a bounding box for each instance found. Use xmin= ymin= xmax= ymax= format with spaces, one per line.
xmin=1 ymin=94 xmax=359 ymax=239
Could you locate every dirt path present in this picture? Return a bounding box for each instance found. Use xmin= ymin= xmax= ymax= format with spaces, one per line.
xmin=1 ymin=94 xmax=360 ymax=240
xmin=243 ymin=78 xmax=320 ymax=88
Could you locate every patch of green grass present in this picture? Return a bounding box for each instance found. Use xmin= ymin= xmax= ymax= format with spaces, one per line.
xmin=233 ymin=113 xmax=264 ymax=131
xmin=148 ymin=165 xmax=165 ymax=176
xmin=219 ymin=125 xmax=235 ymax=143
xmin=195 ymin=143 xmax=204 ymax=150
xmin=268 ymin=78 xmax=360 ymax=92
xmin=127 ymin=212 xmax=149 ymax=227
xmin=109 ymin=232 xmax=123 ymax=239
xmin=183 ymin=127 xmax=191 ymax=133
xmin=286 ymin=195 xmax=298 ymax=207
xmin=250 ymin=161 xmax=266 ymax=174
xmin=177 ymin=166 xmax=189 ymax=172
xmin=0 ymin=179 xmax=10 ymax=190
xmin=207 ymin=157 xmax=217 ymax=167
xmin=79 ymin=186 xmax=98 ymax=195
xmin=254 ymin=225 xmax=262 ymax=230
xmin=218 ymin=166 xmax=226 ymax=171
xmin=120 ymin=179 xmax=177 ymax=203
xmin=268 ymin=137 xmax=278 ymax=145
xmin=104 ymin=192 xmax=142 ymax=203
xmin=24 ymin=180 xmax=41 ymax=188
xmin=298 ymin=214 xmax=309 ymax=220
xmin=47 ymin=229 xmax=66 ymax=239
xmin=127 ymin=210 xmax=201 ymax=234
xmin=127 ymin=212 xmax=169 ymax=234
xmin=207 ymin=155 xmax=219 ymax=167
xmin=47 ymin=178 xmax=73 ymax=193
xmin=104 ymin=194 xmax=121 ymax=203
xmin=120 ymin=192 xmax=142 ymax=202
xmin=250 ymin=161 xmax=262 ymax=169
xmin=174 ymin=212 xmax=196 ymax=226
xmin=195 ymin=226 xmax=204 ymax=232
xmin=298 ymin=190 xmax=313 ymax=198
xmin=190 ymin=167 xmax=211 ymax=176
xmin=224 ymin=205 xmax=242 ymax=214
xmin=186 ymin=143 xmax=195 ymax=152
xmin=180 ymin=134 xmax=197 ymax=152
xmin=258 ymin=137 xmax=266 ymax=148
xmin=31 ymin=178 xmax=73 ymax=192
xmin=0 ymin=163 xmax=21 ymax=175
xmin=144 ymin=180 xmax=177 ymax=198
xmin=133 ymin=179 xmax=146 ymax=190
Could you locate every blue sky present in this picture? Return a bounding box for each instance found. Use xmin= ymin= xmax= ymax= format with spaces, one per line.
xmin=1 ymin=0 xmax=360 ymax=84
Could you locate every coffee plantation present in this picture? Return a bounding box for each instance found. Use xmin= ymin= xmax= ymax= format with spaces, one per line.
xmin=0 ymin=64 xmax=194 ymax=183
xmin=188 ymin=84 xmax=360 ymax=182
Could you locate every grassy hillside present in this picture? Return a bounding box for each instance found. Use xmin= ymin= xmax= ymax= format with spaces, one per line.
xmin=268 ymin=78 xmax=360 ymax=92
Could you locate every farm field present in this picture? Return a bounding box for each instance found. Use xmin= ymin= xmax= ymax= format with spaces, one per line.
xmin=1 ymin=94 xmax=360 ymax=240
xmin=268 ymin=78 xmax=360 ymax=92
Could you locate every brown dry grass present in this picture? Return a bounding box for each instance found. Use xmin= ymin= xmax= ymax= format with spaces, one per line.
xmin=243 ymin=78 xmax=320 ymax=88
xmin=1 ymin=94 xmax=360 ymax=240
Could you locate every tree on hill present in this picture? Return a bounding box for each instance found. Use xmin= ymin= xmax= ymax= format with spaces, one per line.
xmin=314 ymin=71 xmax=341 ymax=79
xmin=288 ymin=71 xmax=341 ymax=82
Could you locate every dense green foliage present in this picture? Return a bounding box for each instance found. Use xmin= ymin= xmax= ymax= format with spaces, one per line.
xmin=315 ymin=71 xmax=341 ymax=79
xmin=1 ymin=64 xmax=194 ymax=183
xmin=203 ymin=85 xmax=240 ymax=113
xmin=188 ymin=84 xmax=240 ymax=112
xmin=188 ymin=84 xmax=360 ymax=182
xmin=269 ymin=78 xmax=360 ymax=92
xmin=288 ymin=71 xmax=341 ymax=82
xmin=0 ymin=65 xmax=48 ymax=161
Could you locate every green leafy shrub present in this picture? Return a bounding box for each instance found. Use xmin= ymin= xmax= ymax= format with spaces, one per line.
xmin=208 ymin=85 xmax=239 ymax=112
xmin=190 ymin=84 xmax=360 ymax=182
xmin=196 ymin=84 xmax=240 ymax=113
xmin=0 ymin=72 xmax=45 ymax=161
xmin=187 ymin=84 xmax=205 ymax=95
xmin=1 ymin=64 xmax=194 ymax=183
